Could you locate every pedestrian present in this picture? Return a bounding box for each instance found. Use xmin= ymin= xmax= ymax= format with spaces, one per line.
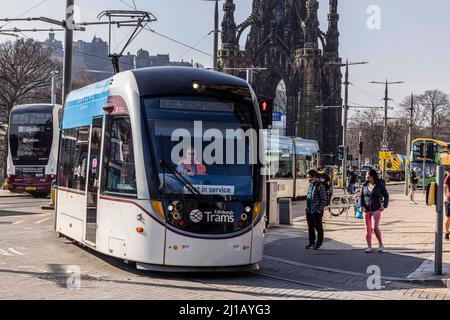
xmin=347 ymin=166 xmax=357 ymax=195
xmin=359 ymin=169 xmax=390 ymax=253
xmin=410 ymin=167 xmax=420 ymax=205
xmin=444 ymin=170 xmax=450 ymax=241
xmin=305 ymin=169 xmax=328 ymax=250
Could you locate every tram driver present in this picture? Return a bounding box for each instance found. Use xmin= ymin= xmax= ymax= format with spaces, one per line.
xmin=176 ymin=147 xmax=207 ymax=176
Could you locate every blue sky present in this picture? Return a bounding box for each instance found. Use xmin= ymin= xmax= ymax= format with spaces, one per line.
xmin=1 ymin=0 xmax=449 ymax=109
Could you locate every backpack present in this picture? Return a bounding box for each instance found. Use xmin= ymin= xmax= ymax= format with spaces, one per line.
xmin=318 ymin=174 xmax=332 ymax=206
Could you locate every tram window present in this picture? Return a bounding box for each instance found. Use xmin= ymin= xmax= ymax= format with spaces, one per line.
xmin=104 ymin=117 xmax=137 ymax=196
xmin=295 ymin=156 xmax=308 ymax=178
xmin=270 ymin=151 xmax=293 ymax=179
xmin=58 ymin=126 xmax=89 ymax=191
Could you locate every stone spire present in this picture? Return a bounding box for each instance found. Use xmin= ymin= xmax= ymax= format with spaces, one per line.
xmin=221 ymin=0 xmax=237 ymax=47
xmin=325 ymin=0 xmax=340 ymax=56
xmin=304 ymin=0 xmax=320 ymax=49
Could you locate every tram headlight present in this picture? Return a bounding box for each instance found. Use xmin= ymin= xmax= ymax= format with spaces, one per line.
xmin=167 ymin=204 xmax=175 ymax=212
xmin=192 ymin=80 xmax=205 ymax=93
xmin=240 ymin=213 xmax=248 ymax=221
xmin=244 ymin=206 xmax=252 ymax=213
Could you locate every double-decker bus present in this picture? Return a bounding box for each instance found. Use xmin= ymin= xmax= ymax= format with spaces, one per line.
xmin=410 ymin=138 xmax=450 ymax=187
xmin=265 ymin=134 xmax=320 ymax=199
xmin=7 ymin=104 xmax=61 ymax=197
xmin=55 ymin=67 xmax=265 ymax=271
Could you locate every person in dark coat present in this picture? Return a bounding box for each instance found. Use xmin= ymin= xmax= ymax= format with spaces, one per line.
xmin=305 ymin=170 xmax=328 ymax=250
xmin=359 ymin=169 xmax=389 ymax=253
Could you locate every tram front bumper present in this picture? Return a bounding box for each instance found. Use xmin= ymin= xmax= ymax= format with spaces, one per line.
xmin=162 ymin=228 xmax=256 ymax=268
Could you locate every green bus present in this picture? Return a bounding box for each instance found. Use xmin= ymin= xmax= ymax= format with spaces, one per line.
xmin=409 ymin=138 xmax=450 ymax=188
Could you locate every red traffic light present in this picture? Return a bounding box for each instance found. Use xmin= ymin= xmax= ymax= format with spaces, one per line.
xmin=261 ymin=100 xmax=268 ymax=112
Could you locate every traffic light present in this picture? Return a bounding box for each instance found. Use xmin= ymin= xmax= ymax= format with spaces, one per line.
xmin=426 ymin=143 xmax=435 ymax=160
xmin=359 ymin=141 xmax=364 ymax=156
xmin=338 ymin=145 xmax=345 ymax=160
xmin=419 ymin=143 xmax=425 ymax=158
xmin=259 ymin=98 xmax=273 ymax=129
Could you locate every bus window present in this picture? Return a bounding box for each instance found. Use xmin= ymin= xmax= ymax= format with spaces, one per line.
xmin=104 ymin=117 xmax=137 ymax=196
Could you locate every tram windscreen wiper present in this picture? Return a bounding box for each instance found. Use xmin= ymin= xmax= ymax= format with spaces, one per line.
xmin=159 ymin=160 xmax=207 ymax=201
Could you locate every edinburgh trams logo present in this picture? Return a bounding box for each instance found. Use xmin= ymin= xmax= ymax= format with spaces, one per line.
xmin=189 ymin=209 xmax=203 ymax=223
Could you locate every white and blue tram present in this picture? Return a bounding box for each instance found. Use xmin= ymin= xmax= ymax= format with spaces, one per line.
xmin=55 ymin=67 xmax=266 ymax=271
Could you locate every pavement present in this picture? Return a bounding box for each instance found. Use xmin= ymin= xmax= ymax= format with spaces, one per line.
xmin=0 ymin=190 xmax=31 ymax=198
xmin=0 ymin=187 xmax=449 ymax=300
xmin=265 ymin=184 xmax=450 ymax=287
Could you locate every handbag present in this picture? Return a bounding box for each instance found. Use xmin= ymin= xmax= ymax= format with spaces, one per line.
xmin=354 ymin=204 xmax=364 ymax=219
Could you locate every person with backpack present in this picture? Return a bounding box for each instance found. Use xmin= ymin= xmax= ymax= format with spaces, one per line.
xmin=305 ymin=169 xmax=328 ymax=250
xmin=359 ymin=169 xmax=390 ymax=253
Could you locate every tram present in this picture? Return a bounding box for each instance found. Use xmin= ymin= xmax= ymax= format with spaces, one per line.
xmin=265 ymin=134 xmax=320 ymax=199
xmin=7 ymin=104 xmax=61 ymax=197
xmin=55 ymin=67 xmax=265 ymax=271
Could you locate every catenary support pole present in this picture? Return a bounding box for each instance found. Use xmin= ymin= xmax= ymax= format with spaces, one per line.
xmin=62 ymin=0 xmax=74 ymax=104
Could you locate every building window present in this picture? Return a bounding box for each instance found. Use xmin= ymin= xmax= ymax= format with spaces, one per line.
xmin=104 ymin=117 xmax=137 ymax=196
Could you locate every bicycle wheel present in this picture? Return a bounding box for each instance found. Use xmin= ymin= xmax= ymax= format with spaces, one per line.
xmin=329 ymin=196 xmax=348 ymax=217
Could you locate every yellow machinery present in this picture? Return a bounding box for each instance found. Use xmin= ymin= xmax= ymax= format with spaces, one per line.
xmin=379 ymin=153 xmax=406 ymax=180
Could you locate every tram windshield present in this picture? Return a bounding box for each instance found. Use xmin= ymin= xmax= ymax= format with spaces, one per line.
xmin=144 ymin=96 xmax=256 ymax=200
xmin=9 ymin=106 xmax=53 ymax=165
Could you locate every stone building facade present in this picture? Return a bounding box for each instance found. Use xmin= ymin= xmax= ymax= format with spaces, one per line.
xmin=219 ymin=0 xmax=343 ymax=164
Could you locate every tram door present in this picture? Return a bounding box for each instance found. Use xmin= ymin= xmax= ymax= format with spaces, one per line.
xmin=85 ymin=117 xmax=103 ymax=244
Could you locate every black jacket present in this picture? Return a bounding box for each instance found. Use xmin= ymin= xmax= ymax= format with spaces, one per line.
xmin=358 ymin=180 xmax=389 ymax=212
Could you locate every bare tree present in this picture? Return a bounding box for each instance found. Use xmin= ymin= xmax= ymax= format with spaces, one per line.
xmin=418 ymin=90 xmax=450 ymax=139
xmin=399 ymin=89 xmax=450 ymax=141
xmin=0 ymin=39 xmax=60 ymax=113
xmin=0 ymin=39 xmax=60 ymax=179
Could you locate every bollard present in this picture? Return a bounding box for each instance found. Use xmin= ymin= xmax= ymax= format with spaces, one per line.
xmin=278 ymin=198 xmax=292 ymax=225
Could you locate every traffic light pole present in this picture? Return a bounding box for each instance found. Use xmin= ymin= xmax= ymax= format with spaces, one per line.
xmin=317 ymin=60 xmax=369 ymax=182
xmin=405 ymin=93 xmax=414 ymax=196
xmin=435 ymin=165 xmax=444 ymax=275
xmin=370 ymin=80 xmax=404 ymax=182
xmin=342 ymin=62 xmax=349 ymax=188
xmin=341 ymin=60 xmax=368 ymax=188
